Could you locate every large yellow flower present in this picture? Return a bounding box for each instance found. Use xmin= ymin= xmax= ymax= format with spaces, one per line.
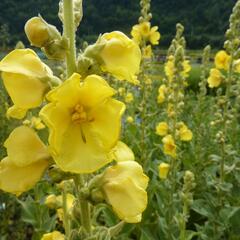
xmin=0 ymin=49 xmax=54 ymax=119
xmin=99 ymin=31 xmax=141 ymax=84
xmin=102 ymin=161 xmax=149 ymax=223
xmin=215 ymin=50 xmax=230 ymax=70
xmin=0 ymin=126 xmax=49 ymax=196
xmin=156 ymin=122 xmax=168 ymax=136
xmin=40 ymin=73 xmax=125 ymax=173
xmin=208 ymin=68 xmax=223 ymax=88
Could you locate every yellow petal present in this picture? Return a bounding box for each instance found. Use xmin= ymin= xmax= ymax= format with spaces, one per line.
xmin=88 ymin=99 xmax=125 ymax=150
xmin=103 ymin=177 xmax=147 ymax=223
xmin=50 ymin=123 xmax=111 ymax=173
xmin=0 ymin=157 xmax=48 ymax=196
xmin=0 ymin=49 xmax=53 ymax=78
xmin=215 ymin=50 xmax=230 ymax=70
xmin=41 ymin=231 xmax=65 ymax=240
xmin=208 ymin=68 xmax=222 ymax=88
xmin=149 ymin=26 xmax=160 ymax=45
xmin=4 ymin=126 xmax=49 ymax=167
xmin=156 ymin=122 xmax=168 ymax=136
xmin=100 ymin=31 xmax=141 ymax=84
xmin=111 ymin=141 xmax=135 ymax=162
xmin=158 ymin=163 xmax=170 ymax=179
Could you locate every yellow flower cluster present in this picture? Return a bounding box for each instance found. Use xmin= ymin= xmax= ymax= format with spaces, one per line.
xmin=156 ymin=122 xmax=192 ymax=157
xmin=131 ymin=21 xmax=160 ymax=46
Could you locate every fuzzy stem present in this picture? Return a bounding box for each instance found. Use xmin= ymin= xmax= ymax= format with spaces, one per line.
xmin=63 ymin=0 xmax=77 ymax=77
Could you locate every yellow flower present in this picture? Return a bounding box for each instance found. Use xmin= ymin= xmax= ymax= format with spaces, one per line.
xmin=178 ymin=122 xmax=193 ymax=141
xmin=31 ymin=116 xmax=46 ymax=130
xmin=158 ymin=163 xmax=170 ymax=179
xmin=165 ymin=56 xmax=174 ymax=81
xmin=99 ymin=31 xmax=141 ymax=84
xmin=126 ymin=116 xmax=134 ymax=123
xmin=0 ymin=49 xmax=54 ymax=119
xmin=102 ymin=161 xmax=148 ymax=223
xmin=131 ymin=22 xmax=160 ymax=45
xmin=40 ymin=73 xmax=125 ymax=173
xmin=208 ymin=68 xmax=223 ymax=88
xmin=162 ymin=135 xmax=176 ymax=158
xmin=215 ymin=50 xmax=230 ymax=70
xmin=149 ymin=26 xmax=161 ymax=45
xmin=125 ymin=92 xmax=134 ymax=103
xmin=25 ymin=17 xmax=51 ymax=47
xmin=41 ymin=231 xmax=65 ymax=240
xmin=118 ymin=87 xmax=125 ymax=96
xmin=156 ymin=122 xmax=168 ymax=136
xmin=45 ymin=194 xmax=58 ymax=209
xmin=167 ymin=103 xmax=175 ymax=117
xmin=182 ymin=60 xmax=191 ymax=78
xmin=143 ymin=45 xmax=152 ymax=58
xmin=157 ymin=84 xmax=167 ymax=104
xmin=0 ymin=126 xmax=49 ymax=195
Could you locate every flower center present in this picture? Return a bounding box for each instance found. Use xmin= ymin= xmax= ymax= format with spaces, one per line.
xmin=71 ymin=104 xmax=88 ymax=124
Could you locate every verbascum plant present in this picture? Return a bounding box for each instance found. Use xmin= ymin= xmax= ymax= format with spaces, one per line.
xmin=0 ymin=1 xmax=149 ymax=239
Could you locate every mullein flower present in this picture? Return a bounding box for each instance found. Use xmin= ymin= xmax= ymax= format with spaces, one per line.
xmin=99 ymin=31 xmax=141 ymax=84
xmin=0 ymin=49 xmax=57 ymax=119
xmin=40 ymin=73 xmax=125 ymax=173
xmin=143 ymin=45 xmax=152 ymax=58
xmin=131 ymin=21 xmax=160 ymax=45
xmin=157 ymin=84 xmax=167 ymax=104
xmin=102 ymin=161 xmax=149 ymax=223
xmin=177 ymin=122 xmax=193 ymax=141
xmin=0 ymin=126 xmax=49 ymax=195
xmin=124 ymin=92 xmax=134 ymax=103
xmin=207 ymin=68 xmax=223 ymax=88
xmin=162 ymin=134 xmax=177 ymax=158
xmin=41 ymin=231 xmax=65 ymax=240
xmin=214 ymin=50 xmax=230 ymax=70
xmin=158 ymin=163 xmax=170 ymax=179
xmin=156 ymin=122 xmax=168 ymax=136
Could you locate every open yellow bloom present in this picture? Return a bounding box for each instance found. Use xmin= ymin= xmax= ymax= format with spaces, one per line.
xmin=208 ymin=68 xmax=223 ymax=88
xmin=156 ymin=122 xmax=168 ymax=136
xmin=41 ymin=231 xmax=65 ymax=240
xmin=162 ymin=135 xmax=176 ymax=158
xmin=0 ymin=126 xmax=49 ymax=195
xmin=40 ymin=73 xmax=125 ymax=173
xmin=158 ymin=163 xmax=170 ymax=179
xmin=0 ymin=49 xmax=54 ymax=119
xmin=102 ymin=161 xmax=148 ymax=223
xmin=131 ymin=22 xmax=160 ymax=45
xmin=177 ymin=122 xmax=193 ymax=141
xmin=157 ymin=84 xmax=167 ymax=104
xmin=99 ymin=31 xmax=141 ymax=84
xmin=215 ymin=50 xmax=230 ymax=70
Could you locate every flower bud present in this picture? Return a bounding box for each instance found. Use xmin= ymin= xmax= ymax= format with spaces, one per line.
xmin=158 ymin=163 xmax=170 ymax=179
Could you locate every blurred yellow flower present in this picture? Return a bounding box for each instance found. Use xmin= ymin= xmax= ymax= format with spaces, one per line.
xmin=208 ymin=68 xmax=223 ymax=88
xmin=131 ymin=22 xmax=160 ymax=45
xmin=162 ymin=134 xmax=176 ymax=158
xmin=157 ymin=84 xmax=167 ymax=104
xmin=110 ymin=141 xmax=135 ymax=162
xmin=125 ymin=92 xmax=134 ymax=103
xmin=45 ymin=194 xmax=58 ymax=209
xmin=0 ymin=49 xmax=54 ymax=119
xmin=156 ymin=122 xmax=168 ymax=136
xmin=126 ymin=116 xmax=134 ymax=123
xmin=0 ymin=126 xmax=49 ymax=195
xmin=143 ymin=45 xmax=152 ymax=58
xmin=40 ymin=73 xmax=125 ymax=173
xmin=99 ymin=31 xmax=141 ymax=84
xmin=182 ymin=60 xmax=191 ymax=78
xmin=165 ymin=56 xmax=174 ymax=81
xmin=178 ymin=122 xmax=193 ymax=141
xmin=41 ymin=231 xmax=65 ymax=240
xmin=56 ymin=194 xmax=75 ymax=221
xmin=215 ymin=50 xmax=230 ymax=70
xmin=102 ymin=161 xmax=148 ymax=223
xmin=158 ymin=163 xmax=170 ymax=179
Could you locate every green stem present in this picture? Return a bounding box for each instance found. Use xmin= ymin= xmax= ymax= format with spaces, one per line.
xmin=74 ymin=175 xmax=92 ymax=234
xmin=62 ymin=184 xmax=70 ymax=239
xmin=63 ymin=0 xmax=77 ymax=77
